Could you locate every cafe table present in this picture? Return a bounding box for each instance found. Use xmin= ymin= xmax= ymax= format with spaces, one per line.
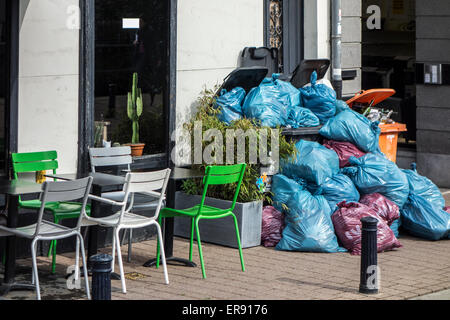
xmin=0 ymin=178 xmax=44 ymax=296
xmin=47 ymin=168 xmax=204 ymax=269
xmin=44 ymin=172 xmax=125 ymax=269
xmin=143 ymin=167 xmax=204 ymax=268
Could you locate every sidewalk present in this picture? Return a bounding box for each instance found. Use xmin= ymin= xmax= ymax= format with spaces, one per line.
xmin=3 ymin=233 xmax=450 ymax=300
xmin=3 ymin=193 xmax=450 ymax=300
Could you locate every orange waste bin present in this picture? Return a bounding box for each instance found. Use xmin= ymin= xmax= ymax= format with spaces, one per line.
xmin=378 ymin=123 xmax=407 ymax=163
xmin=346 ymin=89 xmax=408 ymax=163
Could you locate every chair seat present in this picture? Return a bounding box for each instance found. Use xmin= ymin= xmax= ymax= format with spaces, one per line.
xmin=20 ymin=200 xmax=59 ymax=210
xmin=20 ymin=200 xmax=90 ymax=219
xmin=161 ymin=205 xmax=231 ymax=218
xmin=13 ymin=221 xmax=71 ymax=239
xmin=53 ymin=202 xmax=91 ymax=215
xmin=101 ymin=191 xmax=160 ymax=209
xmin=87 ymin=211 xmax=155 ymax=228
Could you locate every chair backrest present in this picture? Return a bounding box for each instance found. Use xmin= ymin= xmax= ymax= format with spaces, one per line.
xmin=199 ymin=163 xmax=247 ymax=213
xmin=119 ymin=168 xmax=171 ymax=224
xmin=36 ymin=177 xmax=93 ymax=236
xmin=88 ymin=146 xmax=132 ymax=173
xmin=11 ymin=151 xmax=58 ymax=179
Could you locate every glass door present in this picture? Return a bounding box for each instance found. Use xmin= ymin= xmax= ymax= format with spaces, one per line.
xmin=0 ymin=0 xmax=8 ymax=174
xmin=94 ymin=0 xmax=169 ymax=159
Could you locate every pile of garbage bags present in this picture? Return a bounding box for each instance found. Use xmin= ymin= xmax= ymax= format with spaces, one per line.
xmin=213 ymin=71 xmax=340 ymax=128
xmin=264 ymin=89 xmax=449 ymax=252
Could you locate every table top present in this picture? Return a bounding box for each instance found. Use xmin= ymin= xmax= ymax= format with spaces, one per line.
xmin=45 ymin=172 xmax=125 ymax=187
xmin=0 ymin=179 xmax=43 ymax=196
xmin=170 ymin=167 xmax=204 ymax=181
xmin=45 ymin=167 xmax=204 ymax=186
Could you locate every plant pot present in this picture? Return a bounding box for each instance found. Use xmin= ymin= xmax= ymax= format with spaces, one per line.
xmin=174 ymin=191 xmax=263 ymax=248
xmin=126 ymin=143 xmax=145 ymax=157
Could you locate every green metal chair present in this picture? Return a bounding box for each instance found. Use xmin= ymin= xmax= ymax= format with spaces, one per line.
xmin=156 ymin=163 xmax=247 ymax=279
xmin=11 ymin=151 xmax=91 ymax=274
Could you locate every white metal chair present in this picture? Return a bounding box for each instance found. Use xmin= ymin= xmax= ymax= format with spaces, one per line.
xmin=0 ymin=177 xmax=93 ymax=300
xmin=88 ymin=146 xmax=162 ymax=261
xmin=83 ymin=169 xmax=171 ymax=294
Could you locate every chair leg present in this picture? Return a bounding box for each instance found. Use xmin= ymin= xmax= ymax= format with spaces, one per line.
xmin=75 ymin=236 xmax=80 ymax=280
xmin=115 ymin=228 xmax=127 ymax=293
xmin=48 ymin=217 xmax=59 ymax=258
xmin=156 ymin=216 xmax=162 ymax=269
xmin=194 ymin=217 xmax=206 ymax=279
xmin=154 ymin=222 xmax=169 ymax=285
xmin=31 ymin=239 xmax=41 ymax=300
xmin=111 ymin=228 xmax=116 ymax=273
xmin=77 ymin=233 xmax=91 ymax=300
xmin=189 ymin=217 xmax=195 ymax=262
xmin=127 ymin=229 xmax=132 ymax=263
xmin=231 ymin=213 xmax=245 ymax=272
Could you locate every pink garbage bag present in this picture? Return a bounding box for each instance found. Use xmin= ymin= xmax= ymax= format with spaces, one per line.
xmin=261 ymin=206 xmax=285 ymax=247
xmin=360 ymin=193 xmax=400 ymax=226
xmin=322 ymin=139 xmax=366 ymax=168
xmin=332 ymin=201 xmax=402 ymax=255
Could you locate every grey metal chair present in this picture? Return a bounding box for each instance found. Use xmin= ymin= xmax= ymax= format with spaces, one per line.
xmin=84 ymin=169 xmax=171 ymax=294
xmin=0 ymin=177 xmax=93 ymax=300
xmin=88 ymin=146 xmax=162 ymax=261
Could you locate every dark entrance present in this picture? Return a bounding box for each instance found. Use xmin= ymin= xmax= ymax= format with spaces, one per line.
xmin=93 ymin=0 xmax=172 ymax=166
xmin=0 ymin=0 xmax=18 ymax=177
xmin=362 ymin=0 xmax=417 ymax=150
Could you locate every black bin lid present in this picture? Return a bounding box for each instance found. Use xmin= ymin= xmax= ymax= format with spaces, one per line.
xmin=216 ymin=67 xmax=269 ymax=96
xmin=289 ymin=59 xmax=331 ymax=89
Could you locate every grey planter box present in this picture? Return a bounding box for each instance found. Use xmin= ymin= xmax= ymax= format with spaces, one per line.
xmin=174 ymin=191 xmax=263 ymax=248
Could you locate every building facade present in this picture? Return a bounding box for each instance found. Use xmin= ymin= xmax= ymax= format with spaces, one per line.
xmin=1 ymin=0 xmax=449 ymax=186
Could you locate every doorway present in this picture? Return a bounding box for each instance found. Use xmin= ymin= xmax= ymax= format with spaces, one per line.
xmin=0 ymin=0 xmax=17 ymax=177
xmin=362 ymin=0 xmax=416 ymax=148
xmin=94 ymin=0 xmax=171 ymax=163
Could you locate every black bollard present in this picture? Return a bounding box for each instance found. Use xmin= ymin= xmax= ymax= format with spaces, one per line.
xmin=90 ymin=253 xmax=113 ymax=300
xmin=359 ymin=217 xmax=379 ymax=294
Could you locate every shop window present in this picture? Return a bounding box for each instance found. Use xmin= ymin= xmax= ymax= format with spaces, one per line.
xmin=0 ymin=0 xmax=7 ymax=172
xmin=94 ymin=0 xmax=169 ymax=156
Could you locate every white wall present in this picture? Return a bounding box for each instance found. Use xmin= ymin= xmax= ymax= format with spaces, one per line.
xmin=174 ymin=0 xmax=264 ymax=165
xmin=18 ymin=0 xmax=79 ymax=173
xmin=304 ymin=0 xmax=331 ymax=63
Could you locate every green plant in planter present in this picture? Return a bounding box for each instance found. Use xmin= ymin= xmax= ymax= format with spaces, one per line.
xmin=127 ymin=72 xmax=144 ymax=144
xmin=182 ymin=86 xmax=297 ymax=203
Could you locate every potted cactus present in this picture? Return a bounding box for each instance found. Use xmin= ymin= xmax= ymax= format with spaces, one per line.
xmin=126 ymin=72 xmax=145 ymax=156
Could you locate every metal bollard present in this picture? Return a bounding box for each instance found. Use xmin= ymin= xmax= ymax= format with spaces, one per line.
xmin=90 ymin=253 xmax=113 ymax=300
xmin=359 ymin=217 xmax=379 ymax=294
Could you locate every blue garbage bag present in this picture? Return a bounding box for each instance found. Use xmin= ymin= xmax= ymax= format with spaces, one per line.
xmin=286 ymin=107 xmax=320 ymax=128
xmin=214 ymin=87 xmax=245 ymax=125
xmin=390 ymin=219 xmax=401 ymax=238
xmin=281 ymin=140 xmax=340 ymax=186
xmin=271 ymin=174 xmax=303 ymax=213
xmin=402 ymin=163 xmax=445 ymax=209
xmin=242 ymin=75 xmax=300 ymax=127
xmin=335 ymin=100 xmax=350 ymax=115
xmin=401 ymin=193 xmax=450 ymax=241
xmin=308 ymin=174 xmax=360 ymax=214
xmin=342 ymin=153 xmax=410 ymax=209
xmin=319 ymin=108 xmax=381 ymax=153
xmin=299 ymin=71 xmax=337 ymax=124
xmin=272 ymin=73 xmax=302 ymax=108
xmin=271 ymin=175 xmax=344 ymax=253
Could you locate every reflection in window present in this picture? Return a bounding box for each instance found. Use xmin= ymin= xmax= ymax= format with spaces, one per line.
xmin=94 ymin=0 xmax=168 ymax=155
xmin=0 ymin=0 xmax=7 ymax=172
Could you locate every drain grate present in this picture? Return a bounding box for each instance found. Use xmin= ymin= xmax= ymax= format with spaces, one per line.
xmin=124 ymin=272 xmax=148 ymax=281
